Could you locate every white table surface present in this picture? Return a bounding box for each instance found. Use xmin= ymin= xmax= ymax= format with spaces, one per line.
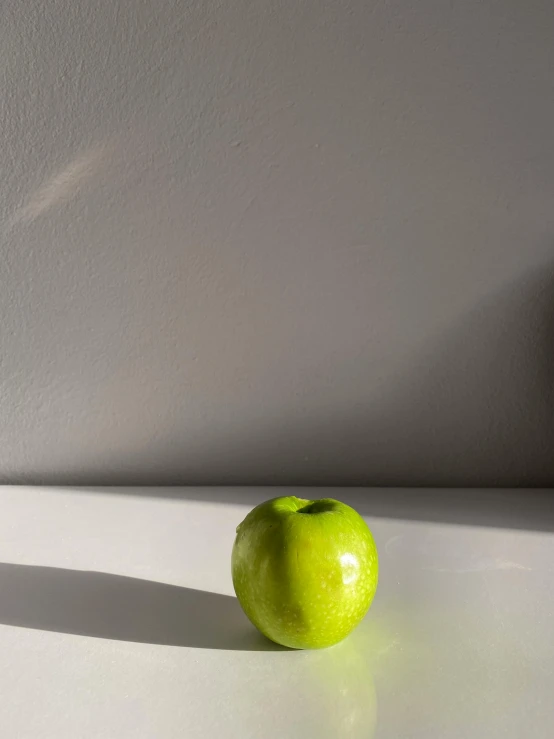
xmin=0 ymin=486 xmax=552 ymax=738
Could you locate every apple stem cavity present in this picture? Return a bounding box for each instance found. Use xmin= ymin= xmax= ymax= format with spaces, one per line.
xmin=296 ymin=501 xmax=335 ymax=515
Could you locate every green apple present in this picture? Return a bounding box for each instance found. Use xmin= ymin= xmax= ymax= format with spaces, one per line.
xmin=232 ymin=496 xmax=378 ymax=649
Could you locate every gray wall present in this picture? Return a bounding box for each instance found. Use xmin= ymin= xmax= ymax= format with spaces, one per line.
xmin=2 ymin=0 xmax=554 ymax=486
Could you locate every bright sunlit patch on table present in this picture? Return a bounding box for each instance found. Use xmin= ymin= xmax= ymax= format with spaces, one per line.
xmin=0 ymin=486 xmax=551 ymax=738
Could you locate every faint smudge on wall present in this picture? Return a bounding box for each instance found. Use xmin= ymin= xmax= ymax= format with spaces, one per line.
xmin=7 ymin=143 xmax=108 ymax=231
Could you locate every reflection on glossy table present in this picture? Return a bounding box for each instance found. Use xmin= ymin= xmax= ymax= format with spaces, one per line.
xmin=0 ymin=486 xmax=552 ymax=738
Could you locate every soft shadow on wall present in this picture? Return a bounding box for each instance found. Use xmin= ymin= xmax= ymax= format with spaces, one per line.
xmin=8 ymin=261 xmax=554 ymax=501
xmin=209 ymin=260 xmax=554 ymax=488
xmin=55 ymin=260 xmax=554 ymax=489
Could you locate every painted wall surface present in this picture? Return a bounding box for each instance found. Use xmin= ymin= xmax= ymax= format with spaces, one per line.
xmin=1 ymin=0 xmax=554 ymax=486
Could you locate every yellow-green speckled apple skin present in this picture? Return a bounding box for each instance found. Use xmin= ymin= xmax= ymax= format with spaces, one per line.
xmin=232 ymin=497 xmax=379 ymax=649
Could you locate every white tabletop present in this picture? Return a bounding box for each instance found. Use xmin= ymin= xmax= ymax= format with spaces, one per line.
xmin=0 ymin=486 xmax=552 ymax=738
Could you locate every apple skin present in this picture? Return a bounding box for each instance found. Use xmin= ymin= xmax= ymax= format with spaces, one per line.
xmin=232 ymin=496 xmax=378 ymax=649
